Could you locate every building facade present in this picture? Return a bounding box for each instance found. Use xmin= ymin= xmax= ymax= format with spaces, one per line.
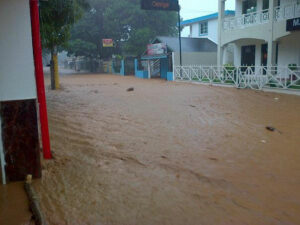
xmin=0 ymin=0 xmax=49 ymax=184
xmin=182 ymin=11 xmax=235 ymax=44
xmin=218 ymin=0 xmax=300 ymax=68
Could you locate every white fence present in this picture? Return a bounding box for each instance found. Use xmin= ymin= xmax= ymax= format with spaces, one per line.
xmin=174 ymin=65 xmax=300 ymax=91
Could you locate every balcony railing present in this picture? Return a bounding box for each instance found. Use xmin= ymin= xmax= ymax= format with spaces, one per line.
xmin=223 ymin=3 xmax=300 ymax=31
xmin=275 ymin=3 xmax=300 ymax=21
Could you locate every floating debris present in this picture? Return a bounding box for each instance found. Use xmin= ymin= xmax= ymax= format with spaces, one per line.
xmin=127 ymin=87 xmax=134 ymax=92
xmin=266 ymin=126 xmax=276 ymax=132
xmin=209 ymin=157 xmax=218 ymax=161
xmin=266 ymin=126 xmax=282 ymax=134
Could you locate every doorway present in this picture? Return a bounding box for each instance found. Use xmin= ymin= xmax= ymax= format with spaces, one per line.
xmin=241 ymin=45 xmax=256 ymax=68
xmin=261 ymin=44 xmax=268 ymax=74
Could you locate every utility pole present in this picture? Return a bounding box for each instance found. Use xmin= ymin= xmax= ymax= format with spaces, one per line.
xmin=178 ymin=6 xmax=182 ymax=73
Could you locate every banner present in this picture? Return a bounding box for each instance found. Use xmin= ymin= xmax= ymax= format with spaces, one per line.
xmin=147 ymin=43 xmax=167 ymax=56
xmin=287 ymin=17 xmax=300 ymax=31
xmin=141 ymin=0 xmax=179 ymax=11
xmin=102 ymin=39 xmax=114 ymax=47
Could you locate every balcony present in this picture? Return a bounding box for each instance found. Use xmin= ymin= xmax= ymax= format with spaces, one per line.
xmin=223 ymin=3 xmax=300 ymax=31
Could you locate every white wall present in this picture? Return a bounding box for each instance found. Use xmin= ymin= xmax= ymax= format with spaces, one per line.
xmin=208 ymin=19 xmax=218 ymax=43
xmin=186 ymin=19 xmax=218 ymax=43
xmin=235 ymin=0 xmax=243 ymax=16
xmin=190 ymin=23 xmax=201 ymax=38
xmin=278 ymin=32 xmax=300 ymax=67
xmin=281 ymin=0 xmax=299 ymax=6
xmin=0 ymin=0 xmax=37 ymax=102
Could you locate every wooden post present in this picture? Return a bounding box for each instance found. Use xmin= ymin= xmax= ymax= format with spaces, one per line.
xmin=25 ymin=175 xmax=46 ymax=225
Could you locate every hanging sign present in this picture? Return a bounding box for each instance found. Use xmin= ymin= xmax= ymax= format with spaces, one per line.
xmin=147 ymin=43 xmax=167 ymax=56
xmin=102 ymin=39 xmax=114 ymax=47
xmin=141 ymin=0 xmax=179 ymax=11
xmin=286 ymin=17 xmax=300 ymax=31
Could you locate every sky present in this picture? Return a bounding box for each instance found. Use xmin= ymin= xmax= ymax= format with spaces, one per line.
xmin=179 ymin=0 xmax=236 ymax=36
xmin=179 ymin=0 xmax=235 ymax=20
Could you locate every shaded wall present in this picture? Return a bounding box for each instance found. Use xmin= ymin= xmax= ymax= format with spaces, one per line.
xmin=0 ymin=100 xmax=41 ymax=182
xmin=173 ymin=52 xmax=218 ymax=66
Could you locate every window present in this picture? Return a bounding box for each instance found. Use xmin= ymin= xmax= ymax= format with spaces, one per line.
xmin=263 ymin=0 xmax=269 ymax=10
xmin=199 ymin=22 xmax=208 ymax=35
xmin=242 ymin=0 xmax=257 ymax=14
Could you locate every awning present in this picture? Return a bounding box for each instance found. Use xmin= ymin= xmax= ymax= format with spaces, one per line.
xmin=141 ymin=54 xmax=168 ymax=60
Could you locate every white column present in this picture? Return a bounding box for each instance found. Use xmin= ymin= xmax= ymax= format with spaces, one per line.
xmin=267 ymin=0 xmax=275 ymax=67
xmin=0 ymin=108 xmax=6 ymax=185
xmin=233 ymin=43 xmax=241 ymax=67
xmin=172 ymin=52 xmax=175 ymax=80
xmin=257 ymin=0 xmax=263 ymax=12
xmin=147 ymin=60 xmax=151 ymax=79
xmin=218 ymin=0 xmax=225 ymax=67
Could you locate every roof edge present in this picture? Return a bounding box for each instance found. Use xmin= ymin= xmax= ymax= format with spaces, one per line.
xmin=180 ymin=10 xmax=235 ymax=26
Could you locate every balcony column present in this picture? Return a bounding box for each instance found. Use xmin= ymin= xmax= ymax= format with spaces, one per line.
xmin=267 ymin=0 xmax=275 ymax=67
xmin=218 ymin=0 xmax=225 ymax=67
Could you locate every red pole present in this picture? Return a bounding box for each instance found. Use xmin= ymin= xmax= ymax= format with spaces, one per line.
xmin=30 ymin=0 xmax=52 ymax=159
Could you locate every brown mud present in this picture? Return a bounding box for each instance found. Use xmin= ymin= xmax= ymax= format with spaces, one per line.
xmin=31 ymin=74 xmax=300 ymax=225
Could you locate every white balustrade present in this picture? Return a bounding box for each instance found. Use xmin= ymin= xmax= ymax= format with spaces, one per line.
xmin=224 ymin=3 xmax=300 ymax=30
xmin=174 ymin=65 xmax=300 ymax=91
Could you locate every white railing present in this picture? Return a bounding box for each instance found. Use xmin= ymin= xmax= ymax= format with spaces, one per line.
xmin=224 ymin=9 xmax=270 ymax=30
xmin=174 ymin=65 xmax=300 ymax=91
xmin=224 ymin=3 xmax=300 ymax=30
xmin=275 ymin=3 xmax=300 ymax=21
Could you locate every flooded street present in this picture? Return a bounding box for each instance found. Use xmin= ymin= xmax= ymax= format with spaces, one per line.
xmin=0 ymin=182 xmax=33 ymax=225
xmin=35 ymin=74 xmax=300 ymax=225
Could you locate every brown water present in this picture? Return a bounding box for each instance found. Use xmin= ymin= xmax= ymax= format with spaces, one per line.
xmin=0 ymin=182 xmax=33 ymax=225
xmin=34 ymin=74 xmax=300 ymax=225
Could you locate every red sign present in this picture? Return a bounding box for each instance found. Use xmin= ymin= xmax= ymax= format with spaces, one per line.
xmin=141 ymin=0 xmax=179 ymax=11
xmin=147 ymin=43 xmax=167 ymax=55
xmin=102 ymin=39 xmax=114 ymax=47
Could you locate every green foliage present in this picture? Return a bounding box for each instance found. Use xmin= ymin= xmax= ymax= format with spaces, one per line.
xmin=223 ymin=64 xmax=236 ymax=72
xmin=67 ymin=0 xmax=178 ymax=58
xmin=288 ymin=63 xmax=297 ymax=71
xmin=67 ymin=39 xmax=97 ymax=57
xmin=40 ymin=0 xmax=89 ymax=50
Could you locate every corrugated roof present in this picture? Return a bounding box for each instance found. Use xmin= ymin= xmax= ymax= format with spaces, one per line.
xmin=154 ymin=36 xmax=217 ymax=53
xmin=181 ymin=10 xmax=235 ymax=26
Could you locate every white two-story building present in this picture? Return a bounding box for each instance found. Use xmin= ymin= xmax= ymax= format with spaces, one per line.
xmin=182 ymin=10 xmax=235 ymax=44
xmin=218 ymin=0 xmax=300 ymax=68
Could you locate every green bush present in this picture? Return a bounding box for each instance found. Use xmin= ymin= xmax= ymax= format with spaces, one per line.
xmin=223 ymin=64 xmax=236 ymax=72
xmin=288 ymin=64 xmax=297 ymax=71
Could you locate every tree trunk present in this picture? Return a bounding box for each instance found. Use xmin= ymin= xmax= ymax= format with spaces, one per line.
xmin=50 ymin=46 xmax=59 ymax=90
xmin=50 ymin=49 xmax=55 ymax=90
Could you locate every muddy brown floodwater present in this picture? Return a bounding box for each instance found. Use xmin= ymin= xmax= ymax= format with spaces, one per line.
xmin=34 ymin=74 xmax=300 ymax=225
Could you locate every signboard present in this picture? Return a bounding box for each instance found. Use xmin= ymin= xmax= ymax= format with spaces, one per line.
xmin=102 ymin=39 xmax=114 ymax=47
xmin=287 ymin=17 xmax=300 ymax=31
xmin=141 ymin=0 xmax=179 ymax=11
xmin=147 ymin=43 xmax=167 ymax=56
